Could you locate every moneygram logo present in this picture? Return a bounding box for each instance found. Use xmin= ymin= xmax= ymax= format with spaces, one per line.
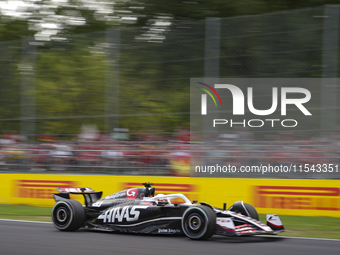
xmin=199 ymin=83 xmax=312 ymax=128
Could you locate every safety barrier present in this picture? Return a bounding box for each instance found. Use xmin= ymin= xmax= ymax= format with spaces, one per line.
xmin=0 ymin=174 xmax=339 ymax=217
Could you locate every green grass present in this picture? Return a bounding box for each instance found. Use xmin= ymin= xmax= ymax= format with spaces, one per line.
xmin=0 ymin=204 xmax=339 ymax=239
xmin=259 ymin=214 xmax=340 ymax=239
xmin=0 ymin=204 xmax=52 ymax=222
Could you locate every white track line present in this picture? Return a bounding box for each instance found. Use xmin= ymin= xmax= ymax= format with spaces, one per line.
xmin=0 ymin=219 xmax=339 ymax=242
xmin=0 ymin=219 xmax=51 ymax=224
xmin=260 ymin=235 xmax=340 ymax=242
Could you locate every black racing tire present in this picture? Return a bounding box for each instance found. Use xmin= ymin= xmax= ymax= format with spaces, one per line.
xmin=229 ymin=202 xmax=259 ymax=220
xmin=244 ymin=203 xmax=259 ymax=221
xmin=52 ymin=200 xmax=85 ymax=231
xmin=181 ymin=205 xmax=216 ymax=240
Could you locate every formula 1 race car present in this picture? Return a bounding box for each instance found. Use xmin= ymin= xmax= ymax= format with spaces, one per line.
xmin=51 ymin=183 xmax=284 ymax=240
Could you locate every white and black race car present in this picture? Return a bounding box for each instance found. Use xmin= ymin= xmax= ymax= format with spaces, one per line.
xmin=52 ymin=183 xmax=284 ymax=240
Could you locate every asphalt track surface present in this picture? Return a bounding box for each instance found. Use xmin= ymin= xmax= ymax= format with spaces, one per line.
xmin=0 ymin=220 xmax=339 ymax=255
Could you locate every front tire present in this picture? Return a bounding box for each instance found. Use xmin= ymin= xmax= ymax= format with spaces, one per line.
xmin=244 ymin=203 xmax=259 ymax=220
xmin=181 ymin=205 xmax=216 ymax=240
xmin=52 ymin=200 xmax=85 ymax=231
xmin=229 ymin=201 xmax=259 ymax=220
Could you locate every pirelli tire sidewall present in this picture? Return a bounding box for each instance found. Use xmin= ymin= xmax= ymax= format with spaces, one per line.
xmin=181 ymin=205 xmax=216 ymax=240
xmin=52 ymin=200 xmax=85 ymax=231
xmin=244 ymin=203 xmax=259 ymax=221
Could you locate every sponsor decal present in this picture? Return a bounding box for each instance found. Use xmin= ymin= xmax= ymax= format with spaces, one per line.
xmin=237 ymin=230 xmax=259 ymax=234
xmin=217 ymin=217 xmax=235 ymax=231
xmin=141 ymin=202 xmax=153 ymax=205
xmin=254 ymin=186 xmax=340 ymax=211
xmin=14 ymin=180 xmax=76 ymax=199
xmin=104 ymin=192 xmax=126 ymax=200
xmin=126 ymin=188 xmax=138 ymax=200
xmin=57 ymin=187 xmax=92 ymax=192
xmin=158 ymin=228 xmax=181 ymax=234
xmin=92 ymin=201 xmax=103 ymax=207
xmin=98 ymin=206 xmax=147 ymax=223
xmin=122 ymin=182 xmax=198 ymax=202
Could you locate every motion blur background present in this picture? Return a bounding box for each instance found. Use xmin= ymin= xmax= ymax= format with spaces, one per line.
xmin=0 ymin=1 xmax=340 ymax=178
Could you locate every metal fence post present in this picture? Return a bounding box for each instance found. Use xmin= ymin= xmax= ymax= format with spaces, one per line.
xmin=105 ymin=28 xmax=121 ymax=133
xmin=321 ymin=5 xmax=339 ymax=134
xmin=20 ymin=38 xmax=36 ymax=141
xmin=204 ymin=18 xmax=221 ymax=139
xmin=204 ymin=17 xmax=221 ymax=77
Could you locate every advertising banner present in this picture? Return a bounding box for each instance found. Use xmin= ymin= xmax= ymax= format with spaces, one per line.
xmin=0 ymin=174 xmax=339 ymax=217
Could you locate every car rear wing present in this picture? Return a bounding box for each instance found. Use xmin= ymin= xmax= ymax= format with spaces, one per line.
xmin=53 ymin=187 xmax=103 ymax=206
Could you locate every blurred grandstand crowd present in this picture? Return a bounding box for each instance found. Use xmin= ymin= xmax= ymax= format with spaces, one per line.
xmin=0 ymin=128 xmax=190 ymax=176
xmin=0 ymin=128 xmax=339 ymax=179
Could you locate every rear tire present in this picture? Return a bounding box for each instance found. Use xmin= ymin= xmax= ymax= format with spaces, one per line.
xmin=181 ymin=205 xmax=216 ymax=240
xmin=52 ymin=200 xmax=85 ymax=231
